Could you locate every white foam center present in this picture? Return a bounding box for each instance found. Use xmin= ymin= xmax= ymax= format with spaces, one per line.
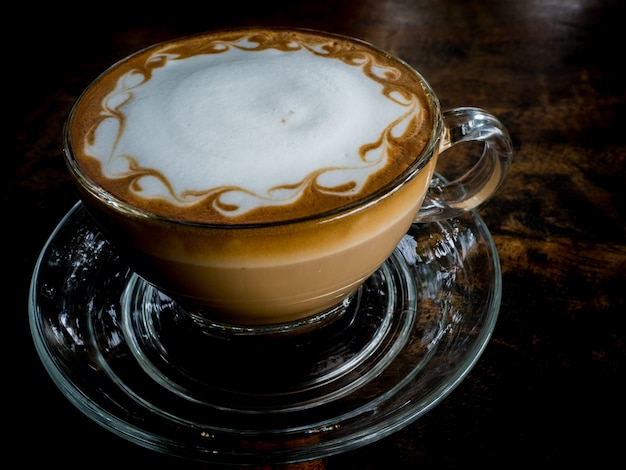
xmin=86 ymin=44 xmax=421 ymax=216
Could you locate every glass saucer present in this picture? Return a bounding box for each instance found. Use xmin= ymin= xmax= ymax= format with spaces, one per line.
xmin=29 ymin=202 xmax=501 ymax=466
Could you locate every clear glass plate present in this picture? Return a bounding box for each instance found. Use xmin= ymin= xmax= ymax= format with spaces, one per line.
xmin=29 ymin=201 xmax=501 ymax=465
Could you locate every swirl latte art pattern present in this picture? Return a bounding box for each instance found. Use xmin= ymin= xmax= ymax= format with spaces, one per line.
xmin=70 ymin=29 xmax=433 ymax=223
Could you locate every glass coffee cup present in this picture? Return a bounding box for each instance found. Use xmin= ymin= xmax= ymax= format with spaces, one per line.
xmin=63 ymin=27 xmax=512 ymax=333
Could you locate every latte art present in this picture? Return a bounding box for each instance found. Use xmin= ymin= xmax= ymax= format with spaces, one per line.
xmin=70 ymin=29 xmax=433 ymax=223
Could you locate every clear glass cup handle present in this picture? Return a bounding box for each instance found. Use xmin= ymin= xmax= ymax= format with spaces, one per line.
xmin=415 ymin=107 xmax=513 ymax=223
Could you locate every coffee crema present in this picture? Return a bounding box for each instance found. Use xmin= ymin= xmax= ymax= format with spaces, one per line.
xmin=67 ymin=28 xmax=435 ymax=224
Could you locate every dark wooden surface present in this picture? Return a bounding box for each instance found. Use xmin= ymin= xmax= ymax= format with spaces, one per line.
xmin=9 ymin=0 xmax=625 ymax=467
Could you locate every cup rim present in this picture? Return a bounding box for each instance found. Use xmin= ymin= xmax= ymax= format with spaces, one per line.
xmin=63 ymin=26 xmax=443 ymax=229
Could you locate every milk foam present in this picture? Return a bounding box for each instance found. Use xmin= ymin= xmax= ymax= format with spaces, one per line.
xmin=83 ymin=32 xmax=425 ymax=217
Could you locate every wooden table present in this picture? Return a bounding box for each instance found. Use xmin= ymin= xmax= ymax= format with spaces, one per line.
xmin=9 ymin=0 xmax=624 ymax=467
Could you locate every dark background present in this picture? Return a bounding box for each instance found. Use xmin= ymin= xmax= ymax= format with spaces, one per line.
xmin=8 ymin=0 xmax=625 ymax=468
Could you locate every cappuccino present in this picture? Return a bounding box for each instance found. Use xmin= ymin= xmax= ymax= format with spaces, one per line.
xmin=64 ymin=28 xmax=445 ymax=325
xmin=67 ymin=28 xmax=435 ymax=224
